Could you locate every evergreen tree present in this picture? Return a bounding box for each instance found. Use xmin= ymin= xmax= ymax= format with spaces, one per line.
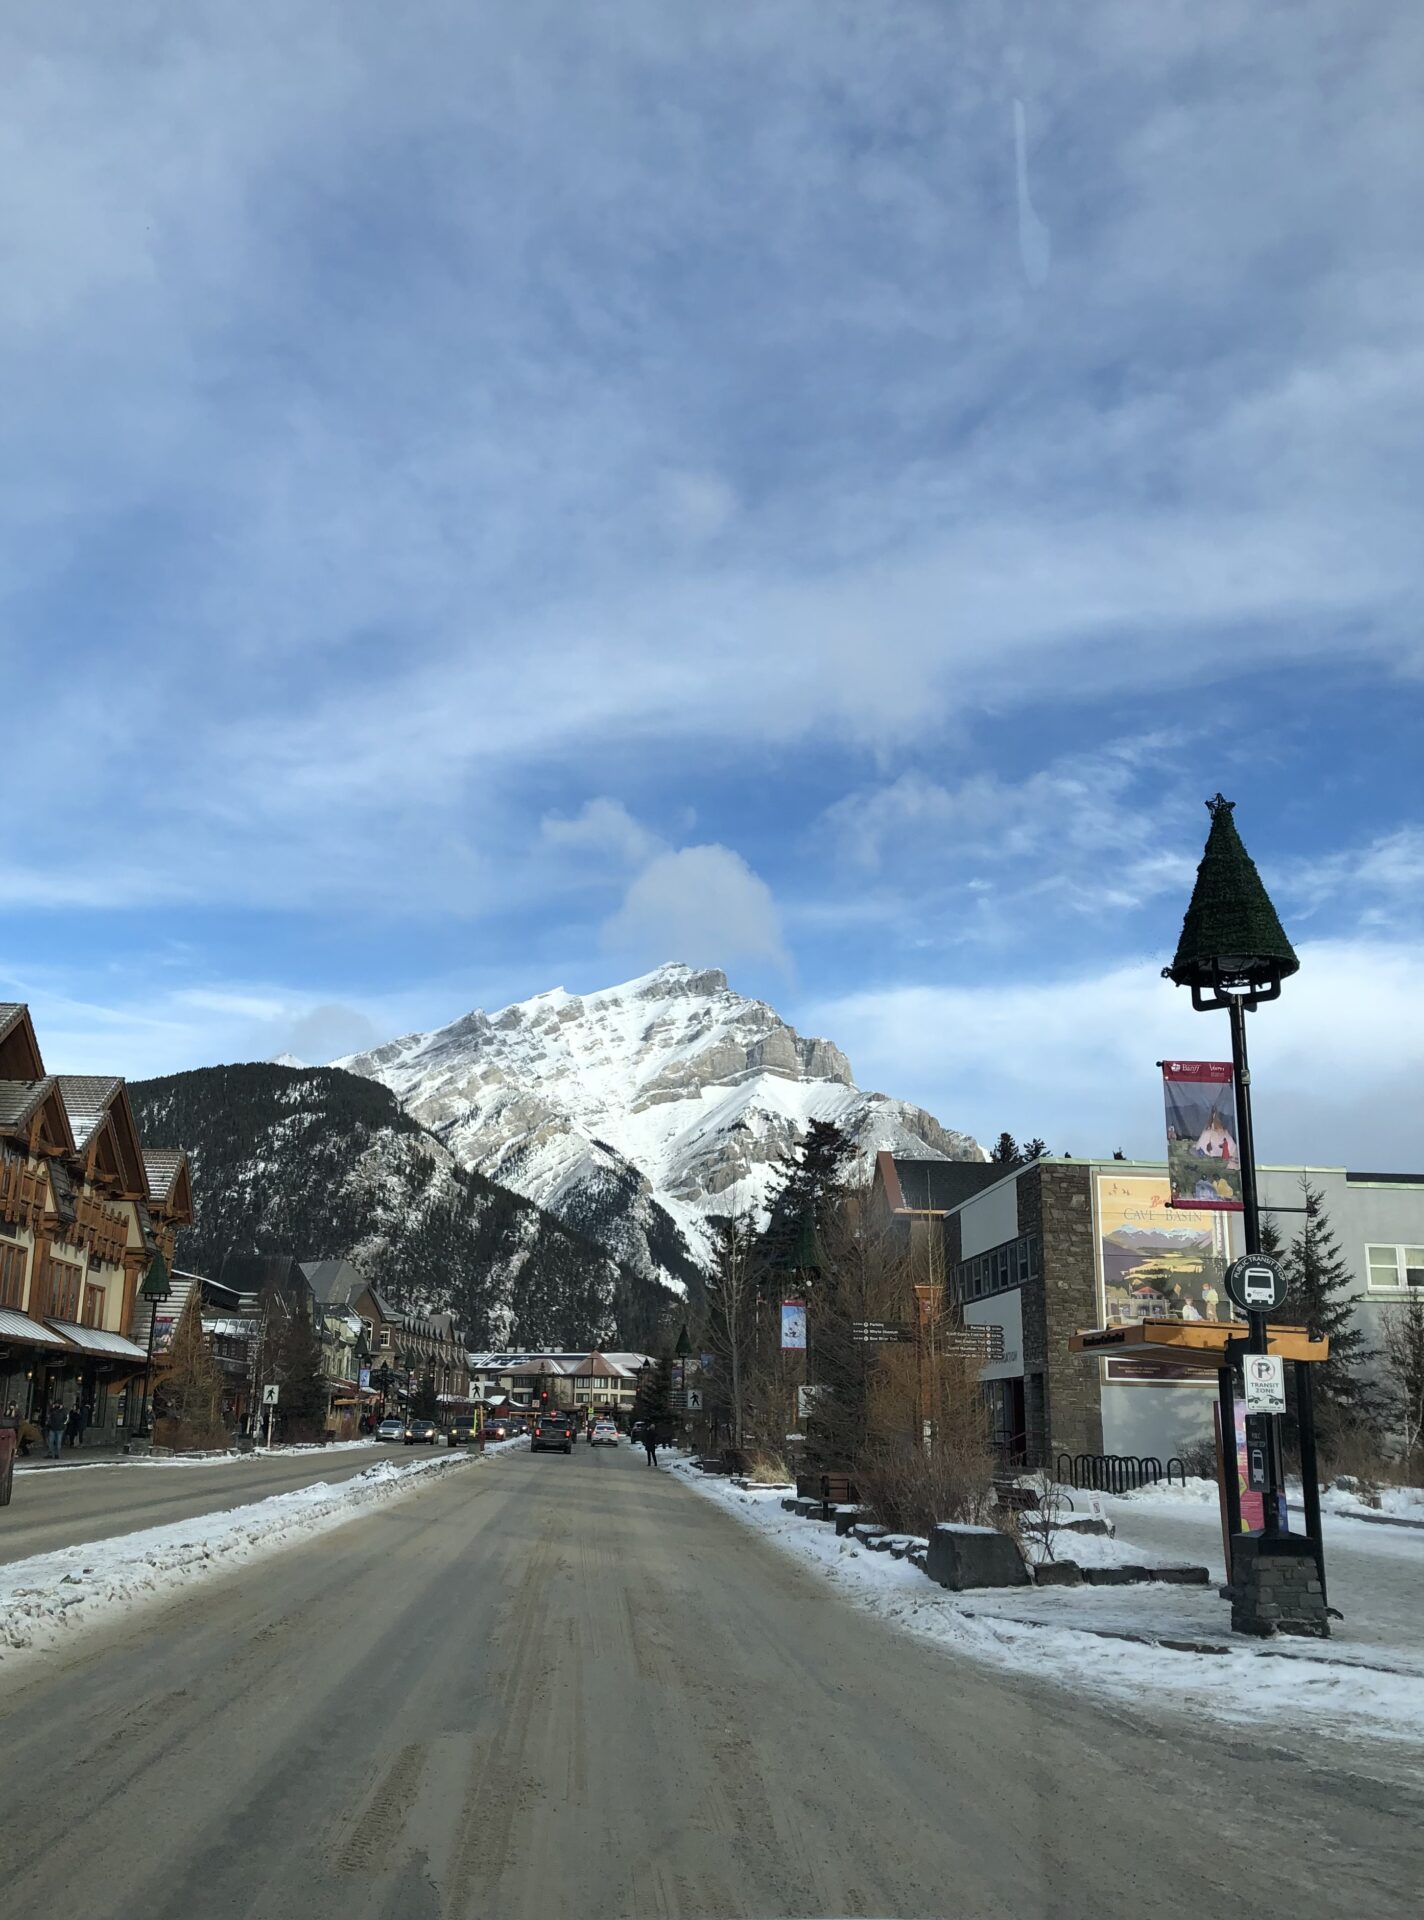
xmin=260 ymin=1281 xmax=328 ymax=1437
xmin=1021 ymin=1138 xmax=1048 ymax=1162
xmin=760 ymin=1120 xmax=854 ymax=1276
xmin=632 ymin=1355 xmax=673 ymax=1429
xmin=1283 ymin=1180 xmax=1375 ymax=1437
xmin=989 ymin=1132 xmax=1021 ymax=1166
xmin=162 ymin=1286 xmax=224 ymax=1440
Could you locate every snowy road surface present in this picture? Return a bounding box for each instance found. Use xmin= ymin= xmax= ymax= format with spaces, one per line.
xmin=0 ymin=1443 xmax=1418 ymax=1920
xmin=0 ymin=1442 xmax=400 ymax=1566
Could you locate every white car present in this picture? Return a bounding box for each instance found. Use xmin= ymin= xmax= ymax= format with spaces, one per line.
xmin=375 ymin=1416 xmax=406 ymax=1441
xmin=588 ymin=1421 xmax=619 ymax=1446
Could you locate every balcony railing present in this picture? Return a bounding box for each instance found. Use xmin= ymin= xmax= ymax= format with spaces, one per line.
xmin=0 ymin=1151 xmax=45 ymax=1229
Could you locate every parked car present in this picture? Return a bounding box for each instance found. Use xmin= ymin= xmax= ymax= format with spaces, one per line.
xmin=588 ymin=1420 xmax=619 ymax=1446
xmin=531 ymin=1415 xmax=575 ymax=1455
xmin=375 ymin=1416 xmax=406 ymax=1442
xmin=404 ymin=1418 xmax=439 ymax=1445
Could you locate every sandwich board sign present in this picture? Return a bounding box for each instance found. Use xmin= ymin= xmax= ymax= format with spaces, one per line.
xmin=1243 ymin=1353 xmax=1286 ymax=1415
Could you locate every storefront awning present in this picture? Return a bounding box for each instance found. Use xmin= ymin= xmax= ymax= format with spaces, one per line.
xmin=0 ymin=1306 xmax=73 ymax=1350
xmin=44 ymin=1320 xmax=150 ymax=1362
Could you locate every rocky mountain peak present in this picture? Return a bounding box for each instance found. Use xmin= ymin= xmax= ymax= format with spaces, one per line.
xmin=337 ymin=964 xmax=980 ymax=1286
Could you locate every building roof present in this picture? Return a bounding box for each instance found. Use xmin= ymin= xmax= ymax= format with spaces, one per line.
xmin=578 ymin=1350 xmax=627 ymax=1379
xmin=299 ymin=1258 xmax=366 ymax=1305
xmin=142 ymin=1148 xmax=186 ymax=1202
xmin=0 ymin=1004 xmax=44 ymax=1079
xmin=55 ymin=1075 xmax=123 ymax=1150
xmin=0 ymin=1077 xmax=55 ymax=1133
xmin=881 ymin=1154 xmax=1004 ymax=1213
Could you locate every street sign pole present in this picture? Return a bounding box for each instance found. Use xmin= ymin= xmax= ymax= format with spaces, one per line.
xmin=1227 ymin=993 xmax=1283 ymax=1539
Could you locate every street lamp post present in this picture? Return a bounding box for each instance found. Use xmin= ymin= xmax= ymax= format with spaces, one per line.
xmin=1164 ymin=795 xmax=1298 ymax=1540
xmin=136 ymin=1252 xmax=172 ymax=1440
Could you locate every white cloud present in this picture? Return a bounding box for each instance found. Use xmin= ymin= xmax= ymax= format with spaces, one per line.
xmin=809 ymin=940 xmax=1424 ymax=1171
xmin=602 ymin=844 xmax=787 ymax=970
xmin=539 ymin=798 xmax=665 ymax=869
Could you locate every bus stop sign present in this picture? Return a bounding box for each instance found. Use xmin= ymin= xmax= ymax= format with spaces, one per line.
xmin=1224 ymin=1253 xmax=1286 ymax=1318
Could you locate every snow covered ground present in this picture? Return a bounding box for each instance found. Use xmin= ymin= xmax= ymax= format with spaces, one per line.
xmin=668 ymin=1461 xmax=1424 ymax=1763
xmin=0 ymin=1445 xmax=527 ymax=1666
xmin=15 ymin=1438 xmax=383 ymax=1474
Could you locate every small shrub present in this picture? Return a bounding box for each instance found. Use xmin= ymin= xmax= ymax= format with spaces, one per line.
xmin=856 ymin=1439 xmax=998 ymax=1538
xmin=1176 ymin=1436 xmax=1218 ymax=1479
xmin=746 ymin=1450 xmax=791 ymax=1484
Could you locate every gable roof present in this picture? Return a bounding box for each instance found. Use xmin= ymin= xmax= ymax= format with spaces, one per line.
xmin=877 ymin=1151 xmax=1003 ymax=1214
xmin=142 ymin=1148 xmax=186 ymax=1203
xmin=0 ymin=1005 xmax=44 ymax=1080
xmin=300 ymin=1258 xmax=366 ymax=1305
xmin=57 ymin=1077 xmax=148 ymax=1195
xmin=0 ymin=1077 xmax=77 ymax=1154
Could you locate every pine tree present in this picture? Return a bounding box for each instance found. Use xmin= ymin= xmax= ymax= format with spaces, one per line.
xmin=162 ymin=1286 xmax=224 ymax=1441
xmin=1021 ymin=1138 xmax=1048 ymax=1162
xmin=632 ymin=1355 xmax=673 ymax=1430
xmin=261 ymin=1281 xmax=329 ymax=1438
xmin=760 ymin=1120 xmax=855 ymax=1275
xmin=989 ymin=1132 xmax=1021 ymax=1166
xmin=1283 ymin=1179 xmax=1375 ymax=1438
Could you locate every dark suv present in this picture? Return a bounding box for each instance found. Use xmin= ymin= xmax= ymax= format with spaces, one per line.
xmin=531 ymin=1414 xmax=575 ymax=1455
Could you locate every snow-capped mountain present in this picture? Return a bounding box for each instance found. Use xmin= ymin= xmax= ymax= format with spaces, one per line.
xmin=129 ymin=1063 xmax=675 ymax=1350
xmin=337 ymin=963 xmax=983 ymax=1287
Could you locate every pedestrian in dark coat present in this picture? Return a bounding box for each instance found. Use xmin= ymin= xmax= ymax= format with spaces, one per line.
xmin=44 ymin=1401 xmax=67 ymax=1460
xmin=65 ymin=1403 xmax=83 ymax=1449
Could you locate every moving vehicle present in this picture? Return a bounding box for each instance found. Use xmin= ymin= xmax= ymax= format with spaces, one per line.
xmin=588 ymin=1420 xmax=619 ymax=1446
xmin=531 ymin=1414 xmax=575 ymax=1455
xmin=375 ymin=1416 xmax=406 ymax=1442
xmin=446 ymin=1415 xmax=479 ymax=1447
xmin=485 ymin=1421 xmax=508 ymax=1442
xmin=405 ymin=1418 xmax=439 ymax=1445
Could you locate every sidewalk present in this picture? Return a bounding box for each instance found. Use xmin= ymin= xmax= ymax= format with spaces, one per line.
xmin=15 ymin=1442 xmax=132 ymax=1473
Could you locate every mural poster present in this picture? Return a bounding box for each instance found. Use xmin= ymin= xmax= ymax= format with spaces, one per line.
xmin=1094 ymin=1171 xmax=1233 ymax=1384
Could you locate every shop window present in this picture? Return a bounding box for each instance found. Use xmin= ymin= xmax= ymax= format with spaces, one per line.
xmin=0 ymin=1242 xmax=26 ymax=1308
xmin=42 ymin=1259 xmax=82 ymax=1322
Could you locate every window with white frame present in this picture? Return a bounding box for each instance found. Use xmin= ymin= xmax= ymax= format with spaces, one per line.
xmin=1366 ymin=1244 xmax=1424 ymax=1291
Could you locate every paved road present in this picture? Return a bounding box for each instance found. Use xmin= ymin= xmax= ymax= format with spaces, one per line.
xmin=0 ymin=1443 xmax=1417 ymax=1920
xmin=1 ymin=1444 xmax=405 ymax=1565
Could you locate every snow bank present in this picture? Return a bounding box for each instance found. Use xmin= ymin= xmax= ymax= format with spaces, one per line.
xmin=15 ymin=1438 xmax=382 ymax=1476
xmin=668 ymin=1460 xmax=1424 ymax=1758
xmin=0 ymin=1452 xmax=471 ymax=1665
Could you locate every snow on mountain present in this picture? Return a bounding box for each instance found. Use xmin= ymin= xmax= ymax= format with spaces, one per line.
xmin=337 ymin=963 xmax=983 ymax=1286
xmin=269 ymin=1052 xmax=308 ymax=1069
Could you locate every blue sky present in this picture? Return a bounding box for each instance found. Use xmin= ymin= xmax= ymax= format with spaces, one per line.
xmin=4 ymin=2 xmax=1424 ymax=1165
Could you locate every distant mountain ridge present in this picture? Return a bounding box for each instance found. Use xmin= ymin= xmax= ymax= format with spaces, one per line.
xmin=129 ymin=1063 xmax=676 ymax=1350
xmin=338 ymin=962 xmax=983 ymax=1287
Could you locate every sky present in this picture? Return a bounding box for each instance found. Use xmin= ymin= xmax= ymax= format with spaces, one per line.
xmin=4 ymin=2 xmax=1424 ymax=1168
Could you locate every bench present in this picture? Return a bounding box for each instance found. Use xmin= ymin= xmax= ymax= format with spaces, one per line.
xmin=797 ymin=1471 xmax=859 ymax=1517
xmin=992 ymin=1482 xmax=1040 ymax=1513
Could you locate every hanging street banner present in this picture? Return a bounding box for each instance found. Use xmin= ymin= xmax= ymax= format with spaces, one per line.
xmin=780 ymin=1301 xmax=807 ymax=1351
xmin=699 ymin=1352 xmax=715 ymax=1374
xmin=671 ymin=1360 xmax=684 ymax=1389
xmin=1162 ymin=1060 xmax=1244 ymax=1212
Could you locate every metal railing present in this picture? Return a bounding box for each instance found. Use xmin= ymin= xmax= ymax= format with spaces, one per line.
xmin=1055 ymin=1451 xmax=1187 ymax=1494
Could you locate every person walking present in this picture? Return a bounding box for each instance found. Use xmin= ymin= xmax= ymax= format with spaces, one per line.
xmin=44 ymin=1400 xmax=67 ymax=1461
xmin=65 ymin=1402 xmax=83 ymax=1450
xmin=642 ymin=1427 xmax=659 ymax=1467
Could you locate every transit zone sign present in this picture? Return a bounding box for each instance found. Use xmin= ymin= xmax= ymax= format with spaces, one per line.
xmin=1242 ymin=1353 xmax=1286 ymax=1415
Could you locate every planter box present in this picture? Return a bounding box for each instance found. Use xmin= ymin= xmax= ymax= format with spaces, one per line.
xmin=1149 ymin=1565 xmax=1210 ymax=1585
xmin=925 ymin=1524 xmax=1030 ymax=1591
xmin=1033 ymin=1560 xmax=1084 ymax=1587
xmin=1082 ymin=1566 xmax=1153 ymax=1586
